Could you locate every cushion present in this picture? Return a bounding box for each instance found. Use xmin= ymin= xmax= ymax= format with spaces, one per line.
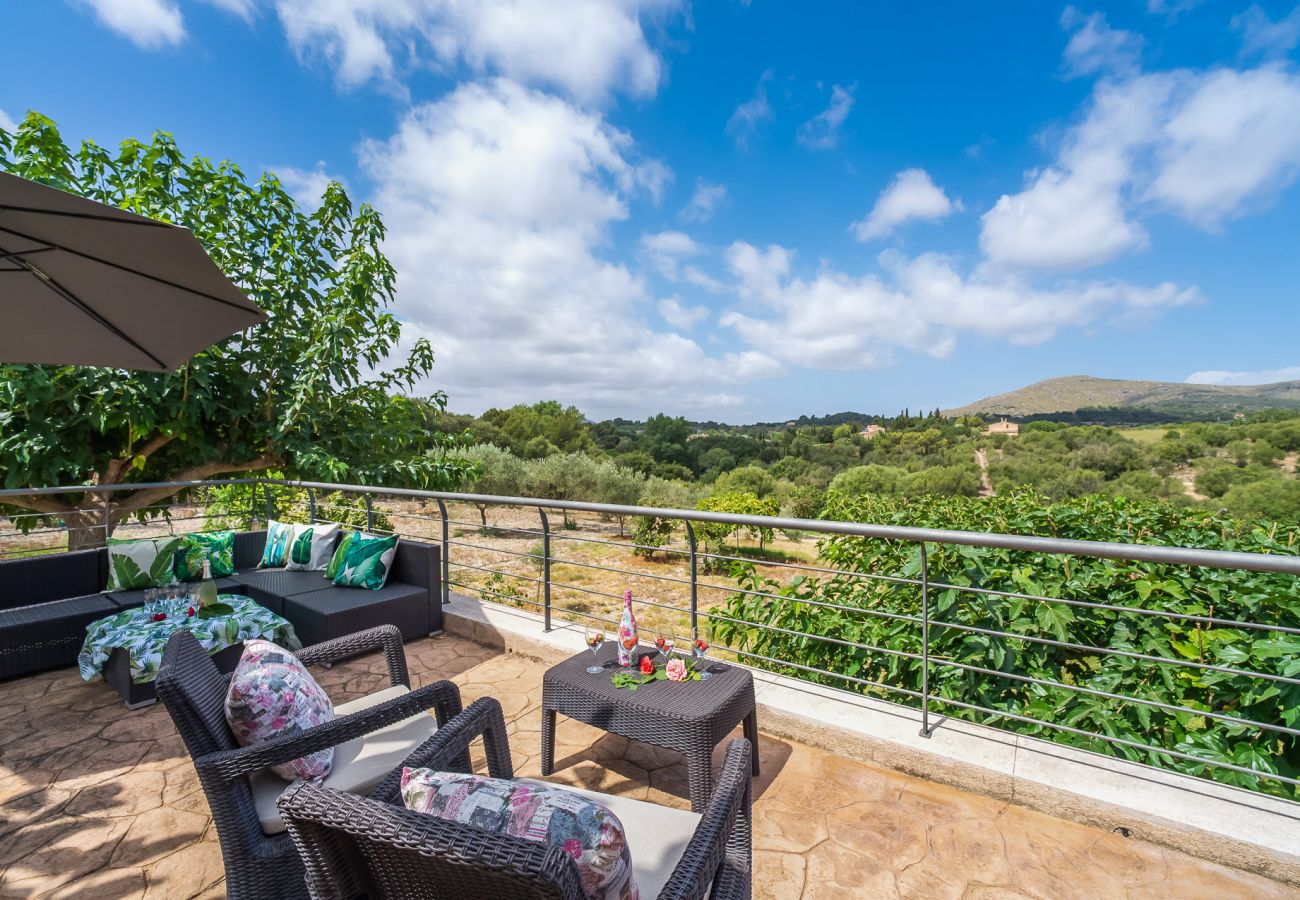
xmin=402 ymin=770 xmax=638 ymax=900
xmin=104 ymin=536 xmax=182 ymax=592
xmin=225 ymin=638 xmax=335 ymax=781
xmin=328 ymin=531 xmax=399 ymax=590
xmin=251 ymin=685 xmax=438 ymax=834
xmin=518 ymin=779 xmax=700 ymax=900
xmin=259 ymin=520 xmax=296 ymax=568
xmin=285 ymin=523 xmax=340 ymax=572
xmin=175 ymin=531 xmax=236 ymax=581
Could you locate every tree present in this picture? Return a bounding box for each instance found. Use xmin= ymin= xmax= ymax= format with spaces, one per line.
xmin=714 ymin=465 xmax=777 ymax=497
xmin=829 ymin=465 xmax=906 ymax=497
xmin=1221 ymin=479 xmax=1300 ymax=522
xmin=695 ymin=491 xmax=779 ymax=559
xmin=641 ymin=413 xmax=692 ymax=467
xmin=0 ymin=113 xmax=473 ymax=547
xmin=592 ymin=461 xmax=646 ymax=536
xmin=525 ymin=452 xmax=602 ymax=527
xmin=460 ymin=444 xmax=527 ymax=527
xmin=479 ymin=401 xmax=594 ymax=457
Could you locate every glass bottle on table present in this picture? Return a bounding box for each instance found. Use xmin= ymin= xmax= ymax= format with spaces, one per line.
xmin=617 ymin=590 xmax=638 ymax=669
xmin=198 ymin=559 xmax=219 ymax=609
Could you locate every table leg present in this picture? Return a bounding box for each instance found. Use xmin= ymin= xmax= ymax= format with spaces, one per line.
xmin=687 ymin=750 xmax=712 ymax=813
xmin=744 ymin=710 xmax=760 ymax=776
xmin=541 ymin=707 xmax=557 ymax=776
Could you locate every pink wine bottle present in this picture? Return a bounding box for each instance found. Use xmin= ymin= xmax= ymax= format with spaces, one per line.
xmin=617 ymin=590 xmax=638 ymax=668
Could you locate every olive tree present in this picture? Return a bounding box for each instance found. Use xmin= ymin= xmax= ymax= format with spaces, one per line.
xmin=0 ymin=113 xmax=472 ymax=547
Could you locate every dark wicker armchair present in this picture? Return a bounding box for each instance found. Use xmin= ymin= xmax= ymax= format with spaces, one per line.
xmin=277 ymin=696 xmax=753 ymax=900
xmin=155 ymin=625 xmax=464 ymax=900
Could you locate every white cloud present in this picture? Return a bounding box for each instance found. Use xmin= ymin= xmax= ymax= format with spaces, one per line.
xmin=725 ymin=350 xmax=786 ymax=379
xmin=720 ymin=241 xmax=1199 ymax=370
xmin=640 ymin=230 xmax=701 ymax=279
xmin=203 ymin=0 xmax=256 ymax=19
xmin=272 ymin=0 xmax=682 ymax=103
xmin=796 ymin=83 xmax=855 ymax=150
xmin=679 ymin=178 xmax=726 ymax=223
xmin=272 ymin=163 xmax=344 ymax=213
xmin=852 ymin=169 xmax=959 ymax=241
xmin=1149 ymin=66 xmax=1300 ymax=226
xmin=1147 ymin=0 xmax=1202 ymax=17
xmin=1186 ymin=366 xmax=1300 ymax=386
xmin=682 ymin=265 xmax=727 ymax=293
xmin=657 ymin=297 xmax=709 ymax=330
xmin=71 ymin=0 xmax=185 ymax=48
xmin=726 ymin=71 xmax=773 ymax=150
xmin=0 ymin=107 xmax=16 ymax=133
xmin=360 ymin=79 xmax=755 ymax=417
xmin=1233 ymin=5 xmax=1300 ymax=59
xmin=1061 ymin=7 xmax=1144 ymax=79
xmin=981 ymin=58 xmax=1300 ymax=269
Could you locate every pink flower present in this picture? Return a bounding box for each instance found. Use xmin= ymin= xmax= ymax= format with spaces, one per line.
xmin=563 ymin=838 xmax=583 ymax=859
xmin=666 ymin=658 xmax=687 ymax=682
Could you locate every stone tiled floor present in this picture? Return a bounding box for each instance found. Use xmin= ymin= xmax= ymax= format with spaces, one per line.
xmin=1 ymin=635 xmax=1296 ymax=899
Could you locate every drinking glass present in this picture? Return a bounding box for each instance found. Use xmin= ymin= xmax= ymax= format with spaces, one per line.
xmin=652 ymin=629 xmax=675 ymax=660
xmin=584 ymin=626 xmax=606 ymax=674
xmin=692 ymin=637 xmax=713 ymax=680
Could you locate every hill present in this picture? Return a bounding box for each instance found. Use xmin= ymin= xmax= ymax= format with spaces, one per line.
xmin=945 ymin=375 xmax=1300 ymax=419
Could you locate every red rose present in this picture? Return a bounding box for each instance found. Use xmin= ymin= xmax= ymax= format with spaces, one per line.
xmin=151 ymin=613 xmax=167 ymax=622
xmin=639 ymin=655 xmax=654 ymax=675
xmin=187 ymin=607 xmax=196 ymax=617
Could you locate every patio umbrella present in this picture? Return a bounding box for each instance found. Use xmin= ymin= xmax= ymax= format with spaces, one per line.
xmin=0 ymin=171 xmax=265 ymax=371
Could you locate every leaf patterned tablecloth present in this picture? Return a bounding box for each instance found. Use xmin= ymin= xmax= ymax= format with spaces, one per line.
xmin=78 ymin=593 xmax=302 ymax=684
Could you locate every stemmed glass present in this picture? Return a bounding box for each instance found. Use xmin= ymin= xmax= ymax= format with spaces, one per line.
xmin=652 ymin=629 xmax=675 ymax=661
xmin=584 ymin=625 xmax=606 ymax=674
xmin=692 ymin=637 xmax=713 ymax=680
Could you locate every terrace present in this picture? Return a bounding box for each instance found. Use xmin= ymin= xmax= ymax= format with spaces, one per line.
xmin=1 ymin=479 xmax=1299 ymax=898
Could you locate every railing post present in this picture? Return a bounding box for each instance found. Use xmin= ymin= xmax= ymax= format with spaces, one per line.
xmin=307 ymin=488 xmax=317 ymax=524
xmin=249 ymin=481 xmax=260 ymax=526
xmin=263 ymin=482 xmax=274 ymax=522
xmin=540 ymin=509 xmax=552 ymax=632
xmin=435 ymin=499 xmax=451 ymax=606
xmin=686 ymin=521 xmax=699 ymax=640
xmin=920 ymin=541 xmax=931 ymax=738
xmin=364 ymin=494 xmax=375 ymax=532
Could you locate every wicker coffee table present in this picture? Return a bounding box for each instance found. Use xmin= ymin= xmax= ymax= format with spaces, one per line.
xmin=541 ymin=643 xmax=759 ymax=812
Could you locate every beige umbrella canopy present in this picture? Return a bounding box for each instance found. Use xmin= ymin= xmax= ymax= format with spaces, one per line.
xmin=0 ymin=171 xmax=265 ymax=371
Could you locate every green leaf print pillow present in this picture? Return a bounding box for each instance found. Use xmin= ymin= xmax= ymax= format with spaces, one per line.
xmin=104 ymin=536 xmax=183 ymax=592
xmin=259 ymin=520 xmax=295 ymax=568
xmin=175 ymin=531 xmax=236 ymax=581
xmin=285 ymin=523 xmax=340 ymax=572
xmin=327 ymin=531 xmax=399 ymax=590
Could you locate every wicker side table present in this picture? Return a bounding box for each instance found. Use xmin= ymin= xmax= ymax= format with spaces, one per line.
xmin=541 ymin=643 xmax=759 ymax=812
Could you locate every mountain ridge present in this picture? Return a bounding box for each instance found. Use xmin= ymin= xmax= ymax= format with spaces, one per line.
xmin=944 ymin=375 xmax=1300 ymax=418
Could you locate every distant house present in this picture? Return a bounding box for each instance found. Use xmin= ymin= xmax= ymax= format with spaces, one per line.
xmin=859 ymin=424 xmax=887 ymax=440
xmin=1233 ymin=412 xmax=1246 ymax=421
xmin=984 ymin=418 xmax=1020 ymax=437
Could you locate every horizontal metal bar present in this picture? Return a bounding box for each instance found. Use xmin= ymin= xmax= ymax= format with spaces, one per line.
xmin=697 ymin=608 xmax=923 ymax=662
xmin=447 ymin=580 xmax=543 ymax=610
xmin=545 ymin=554 xmax=698 ymax=589
xmin=696 ymin=548 xmax=926 ymax=589
xmin=545 ymin=530 xmax=690 ymax=556
xmin=445 ymin=539 xmax=545 ymax=560
xmin=929 ymin=618 xmax=1300 ymax=686
xmin=546 ymin=579 xmax=688 ymax=617
xmin=447 ymin=560 xmax=546 ymax=585
xmin=930 ymin=580 xmax=1300 ymax=636
xmin=928 ymin=654 xmax=1300 ymax=739
xmin=929 ymin=695 xmax=1300 ymax=787
xmin=694 ymin=577 xmax=924 ymax=626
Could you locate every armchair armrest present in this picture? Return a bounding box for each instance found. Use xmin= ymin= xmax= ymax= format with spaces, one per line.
xmin=369 ymin=697 xmax=514 ymax=805
xmin=295 ymin=624 xmax=410 ymax=687
xmin=194 ymin=679 xmax=462 ymax=783
xmin=657 ymin=738 xmax=753 ymax=900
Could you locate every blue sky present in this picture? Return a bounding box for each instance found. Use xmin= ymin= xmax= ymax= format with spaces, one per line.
xmin=3 ymin=1 xmax=1300 ymax=421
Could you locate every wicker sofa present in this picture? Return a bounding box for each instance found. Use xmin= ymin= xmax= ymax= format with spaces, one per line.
xmin=0 ymin=528 xmax=442 ymax=681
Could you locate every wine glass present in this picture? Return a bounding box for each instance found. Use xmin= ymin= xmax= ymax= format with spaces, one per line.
xmin=584 ymin=626 xmax=606 ymax=674
xmin=692 ymin=636 xmax=713 ymax=680
xmin=652 ymin=629 xmax=675 ymax=660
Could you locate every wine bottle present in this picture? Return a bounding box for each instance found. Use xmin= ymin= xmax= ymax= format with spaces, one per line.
xmin=617 ymin=590 xmax=638 ymax=668
xmin=198 ymin=559 xmax=219 ymax=608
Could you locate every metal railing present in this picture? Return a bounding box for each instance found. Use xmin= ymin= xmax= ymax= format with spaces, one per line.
xmin=2 ymin=477 xmax=1298 ymax=801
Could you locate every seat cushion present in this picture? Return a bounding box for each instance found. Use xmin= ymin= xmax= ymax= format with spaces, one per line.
xmin=518 ymin=778 xmax=701 ymax=899
xmin=252 ymin=685 xmax=437 ymax=835
xmin=228 ymin=568 xmax=331 ymax=599
xmin=0 ymin=593 xmax=118 ymax=628
xmin=282 ymin=582 xmax=425 ymax=646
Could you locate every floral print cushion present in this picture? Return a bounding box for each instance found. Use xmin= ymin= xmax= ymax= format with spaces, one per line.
xmin=401 ymin=769 xmax=639 ymax=900
xmin=104 ymin=536 xmax=182 ymax=592
xmin=175 ymin=530 xmax=236 ymax=581
xmin=327 ymin=531 xmax=399 ymax=590
xmin=224 ymin=638 xmax=335 ymax=781
xmin=284 ymin=523 xmax=340 ymax=572
xmin=259 ymin=519 xmax=295 ymax=568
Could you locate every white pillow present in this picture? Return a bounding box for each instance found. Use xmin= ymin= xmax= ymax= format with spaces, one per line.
xmin=285 ymin=522 xmax=340 ymax=571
